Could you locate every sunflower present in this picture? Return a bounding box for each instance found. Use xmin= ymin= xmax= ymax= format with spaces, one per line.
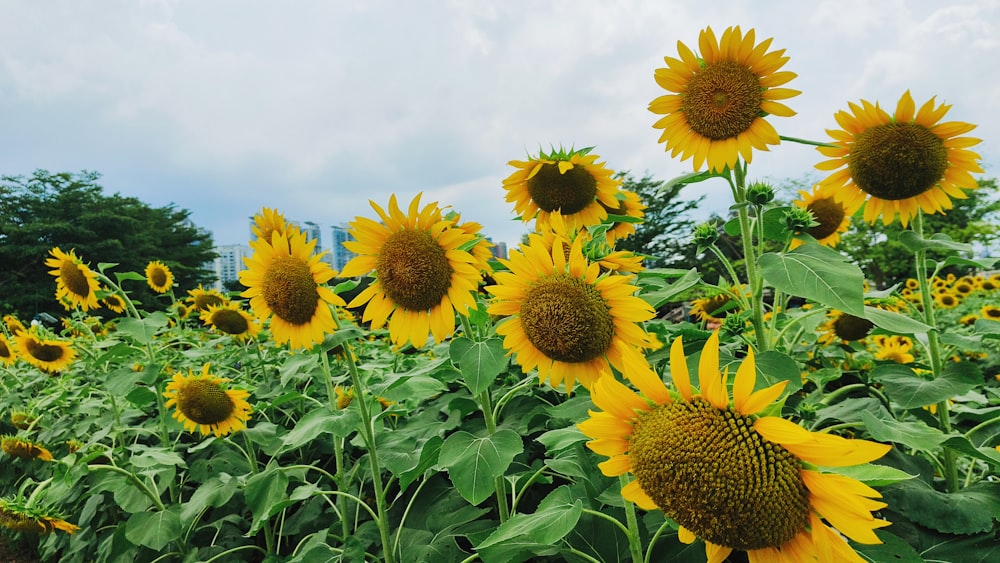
xmin=0 ymin=497 xmax=78 ymax=534
xmin=816 ymin=91 xmax=983 ymax=227
xmin=240 ymin=229 xmax=344 ymax=349
xmin=872 ymin=335 xmax=915 ymax=364
xmin=485 ymin=234 xmax=656 ymax=391
xmin=579 ymin=332 xmax=891 ymax=561
xmin=904 ymin=278 xmax=920 ymax=290
xmin=144 ymin=261 xmax=175 ymax=293
xmin=534 ymin=211 xmax=646 ymax=274
xmin=200 ymin=302 xmax=260 ymax=341
xmin=981 ymin=304 xmax=1000 ymax=321
xmin=339 ymin=194 xmax=485 ymax=348
xmin=649 ymin=26 xmax=799 ymax=173
xmin=100 ymin=292 xmax=127 ymax=314
xmin=503 ymin=147 xmax=623 ymax=233
xmin=817 ymin=309 xmax=875 ymax=346
xmin=934 ymin=291 xmax=959 ymax=309
xmin=790 ymin=183 xmax=859 ymax=249
xmin=186 ymin=285 xmax=229 ymax=313
xmin=45 ymin=247 xmax=101 ymax=311
xmin=14 ymin=329 xmax=76 ymax=373
xmin=689 ymin=286 xmax=747 ymax=325
xmin=952 ymin=280 xmax=975 ymax=297
xmin=3 ymin=314 xmax=26 ymax=336
xmin=599 ymin=188 xmax=647 ymax=244
xmin=251 ymin=206 xmax=297 ymax=244
xmin=1 ymin=436 xmax=54 ymax=462
xmin=959 ymin=313 xmax=979 ymax=326
xmin=0 ymin=334 xmax=16 ymax=366
xmin=163 ymin=364 xmax=252 ymax=437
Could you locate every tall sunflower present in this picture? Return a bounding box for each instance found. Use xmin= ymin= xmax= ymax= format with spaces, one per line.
xmin=503 ymin=147 xmax=622 ymax=233
xmin=45 ymin=248 xmax=101 ymax=311
xmin=0 ymin=334 xmax=16 ymax=366
xmin=339 ymin=194 xmax=486 ymax=348
xmin=579 ymin=333 xmax=891 ymax=561
xmin=240 ymin=229 xmax=344 ymax=349
xmin=816 ymin=91 xmax=983 ymax=227
xmin=145 ymin=261 xmax=175 ymax=293
xmin=186 ymin=285 xmax=228 ymax=313
xmin=163 ymin=364 xmax=252 ymax=438
xmin=485 ymin=234 xmax=656 ymax=391
xmin=14 ymin=329 xmax=76 ymax=373
xmin=200 ymin=302 xmax=260 ymax=341
xmin=650 ymin=26 xmax=799 ymax=172
xmin=790 ymin=183 xmax=859 ymax=249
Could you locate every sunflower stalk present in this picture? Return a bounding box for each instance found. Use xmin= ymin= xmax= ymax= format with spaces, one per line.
xmin=618 ymin=474 xmax=646 ymax=563
xmin=729 ymin=163 xmax=770 ymax=352
xmin=911 ymin=212 xmax=960 ymax=492
xmin=317 ymin=348 xmax=352 ymax=543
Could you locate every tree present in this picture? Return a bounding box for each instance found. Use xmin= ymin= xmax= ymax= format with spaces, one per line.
xmin=614 ymin=172 xmax=704 ymax=268
xmin=837 ymin=177 xmax=1000 ymax=288
xmin=0 ymin=170 xmax=217 ymax=319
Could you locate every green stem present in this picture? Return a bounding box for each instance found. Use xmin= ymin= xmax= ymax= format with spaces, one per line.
xmin=778 ymin=135 xmax=837 ymax=148
xmin=619 ymin=475 xmax=645 ymax=563
xmin=88 ymin=464 xmax=165 ymax=511
xmin=912 ymin=212 xmax=959 ymax=492
xmin=730 ymin=164 xmax=769 ymax=351
xmin=644 ymin=521 xmax=673 ymax=563
xmin=317 ymin=349 xmax=352 ymax=542
xmin=200 ymin=545 xmax=267 ymax=563
xmin=242 ymin=433 xmax=276 ymax=555
xmin=478 ymin=389 xmax=510 ymax=523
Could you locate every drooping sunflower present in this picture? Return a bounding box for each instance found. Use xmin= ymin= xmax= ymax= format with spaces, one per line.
xmin=790 ymin=183 xmax=859 ymax=249
xmin=339 ymin=194 xmax=485 ymax=348
xmin=240 ymin=229 xmax=344 ymax=350
xmin=144 ymin=260 xmax=175 ymax=293
xmin=1 ymin=436 xmax=54 ymax=462
xmin=45 ymin=248 xmax=101 ymax=311
xmin=186 ymin=285 xmax=229 ymax=313
xmin=503 ymin=147 xmax=623 ymax=233
xmin=163 ymin=364 xmax=252 ymax=438
xmin=0 ymin=334 xmax=16 ymax=366
xmin=818 ymin=309 xmax=875 ymax=346
xmin=650 ymin=26 xmax=799 ymax=173
xmin=200 ymin=302 xmax=260 ymax=341
xmin=579 ymin=332 xmax=891 ymax=561
xmin=100 ymin=292 xmax=127 ymax=314
xmin=0 ymin=497 xmax=78 ymax=534
xmin=981 ymin=304 xmax=1000 ymax=321
xmin=816 ymin=91 xmax=983 ymax=227
xmin=14 ymin=329 xmax=76 ymax=373
xmin=485 ymin=234 xmax=656 ymax=391
xmin=872 ymin=335 xmax=915 ymax=364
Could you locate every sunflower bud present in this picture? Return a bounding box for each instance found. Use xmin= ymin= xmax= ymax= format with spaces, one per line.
xmin=746 ymin=182 xmax=776 ymax=205
xmin=784 ymin=206 xmax=817 ymax=233
xmin=692 ymin=222 xmax=720 ymax=250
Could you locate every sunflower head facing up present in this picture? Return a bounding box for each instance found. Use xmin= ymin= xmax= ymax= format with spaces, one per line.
xmin=13 ymin=329 xmax=76 ymax=374
xmin=790 ymin=184 xmax=859 ymax=249
xmin=871 ymin=334 xmax=915 ymax=364
xmin=503 ymin=146 xmax=622 ymax=233
xmin=816 ymin=91 xmax=983 ymax=227
xmin=163 ymin=364 xmax=252 ymax=438
xmin=579 ymin=332 xmax=891 ymax=562
xmin=144 ymin=261 xmax=175 ymax=294
xmin=240 ymin=229 xmax=344 ymax=350
xmin=200 ymin=302 xmax=260 ymax=341
xmin=485 ymin=234 xmax=656 ymax=392
xmin=650 ymin=26 xmax=799 ymax=173
xmin=339 ymin=193 xmax=486 ymax=349
xmin=45 ymin=247 xmax=101 ymax=311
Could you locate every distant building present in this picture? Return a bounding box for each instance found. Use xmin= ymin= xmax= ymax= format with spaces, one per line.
xmin=330 ymin=224 xmax=357 ymax=273
xmin=489 ymin=239 xmax=508 ymax=260
xmin=212 ymin=244 xmax=251 ymax=291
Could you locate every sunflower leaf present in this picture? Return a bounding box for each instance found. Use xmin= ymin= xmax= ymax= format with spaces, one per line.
xmin=825 ymin=463 xmax=916 ymax=486
xmin=871 ymin=362 xmax=980 ymax=409
xmin=882 ymin=479 xmax=1000 ymax=534
xmin=759 ymin=244 xmax=866 ymax=317
xmin=124 ymin=507 xmax=182 ymax=550
xmin=449 ymin=337 xmax=508 ymax=396
xmin=898 ymin=230 xmax=973 ymax=254
xmin=859 ymin=411 xmax=949 ymax=452
xmin=476 ymin=486 xmax=582 ymax=563
xmin=439 ymin=430 xmax=523 ymax=505
xmin=863 ymin=306 xmax=931 ymax=335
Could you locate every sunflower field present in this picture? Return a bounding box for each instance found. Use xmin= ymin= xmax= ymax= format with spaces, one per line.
xmin=3 ymin=24 xmax=1000 ymax=563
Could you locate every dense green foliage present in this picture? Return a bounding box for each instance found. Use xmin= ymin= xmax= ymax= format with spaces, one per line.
xmin=0 ymin=170 xmax=217 ymax=319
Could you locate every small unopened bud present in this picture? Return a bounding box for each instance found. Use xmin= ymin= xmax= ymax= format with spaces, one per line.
xmin=692 ymin=222 xmax=720 ymax=250
xmin=746 ymin=182 xmax=776 ymax=205
xmin=784 ymin=206 xmax=817 ymax=233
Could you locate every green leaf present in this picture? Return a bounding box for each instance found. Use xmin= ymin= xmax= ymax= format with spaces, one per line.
xmin=116 ymin=314 xmax=169 ymax=345
xmin=280 ymin=407 xmax=360 ymax=453
xmin=125 ymin=508 xmax=182 ymax=550
xmin=755 ymin=350 xmax=802 ymax=395
xmin=450 ymin=337 xmax=509 ymax=396
xmin=942 ymin=436 xmax=1000 ymax=469
xmin=863 ymin=305 xmax=931 ymax=335
xmin=883 ymin=480 xmax=1000 ymax=534
xmin=872 ymin=362 xmax=981 ymax=409
xmin=759 ymin=245 xmax=865 ymax=316
xmin=245 ymin=466 xmax=288 ymax=535
xmin=438 ymin=430 xmax=523 ymax=505
xmin=941 ymin=255 xmax=998 ymax=270
xmin=399 ymin=435 xmax=443 ymax=492
xmin=898 ymin=230 xmax=973 ymax=253
xmin=854 ymin=530 xmax=924 ymax=563
xmin=476 ymin=487 xmax=583 ymax=563
xmin=180 ymin=473 xmax=238 ymax=524
xmin=114 ymin=271 xmax=147 ymax=283
xmin=859 ymin=411 xmax=949 ymax=452
xmin=827 ymin=463 xmax=916 ymax=487
xmin=536 ymin=426 xmax=588 ymax=453
xmin=637 ymin=268 xmax=702 ymax=309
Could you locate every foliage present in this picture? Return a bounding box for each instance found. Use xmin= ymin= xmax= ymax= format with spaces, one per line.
xmin=614 ymin=171 xmax=703 ymax=269
xmin=0 ymin=170 xmax=217 ymax=320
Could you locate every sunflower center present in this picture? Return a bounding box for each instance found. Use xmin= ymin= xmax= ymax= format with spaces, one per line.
xmin=984 ymin=307 xmax=1000 ymax=319
xmin=25 ymin=338 xmax=67 ymax=362
xmin=210 ymin=309 xmax=250 ymax=335
xmin=682 ymin=61 xmax=763 ymax=140
xmin=150 ymin=267 xmax=168 ymax=288
xmin=176 ymin=380 xmax=235 ymax=425
xmin=806 ymin=196 xmax=846 ymax=240
xmin=376 ymin=229 xmax=453 ymax=311
xmin=629 ymin=399 xmax=810 ymax=550
xmin=526 ymin=163 xmax=598 ymax=214
xmin=519 ymin=274 xmax=614 ymax=363
xmin=699 ymin=294 xmax=735 ymax=320
xmin=833 ymin=314 xmax=874 ymax=341
xmin=193 ymin=293 xmax=224 ymax=311
xmin=60 ymin=261 xmax=92 ymax=298
xmin=848 ymin=122 xmax=949 ymax=200
xmin=0 ymin=339 xmax=11 ymax=358
xmin=262 ymin=256 xmax=321 ymax=325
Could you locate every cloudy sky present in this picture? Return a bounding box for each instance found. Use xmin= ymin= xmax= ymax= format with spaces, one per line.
xmin=1 ymin=0 xmax=997 ymax=252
